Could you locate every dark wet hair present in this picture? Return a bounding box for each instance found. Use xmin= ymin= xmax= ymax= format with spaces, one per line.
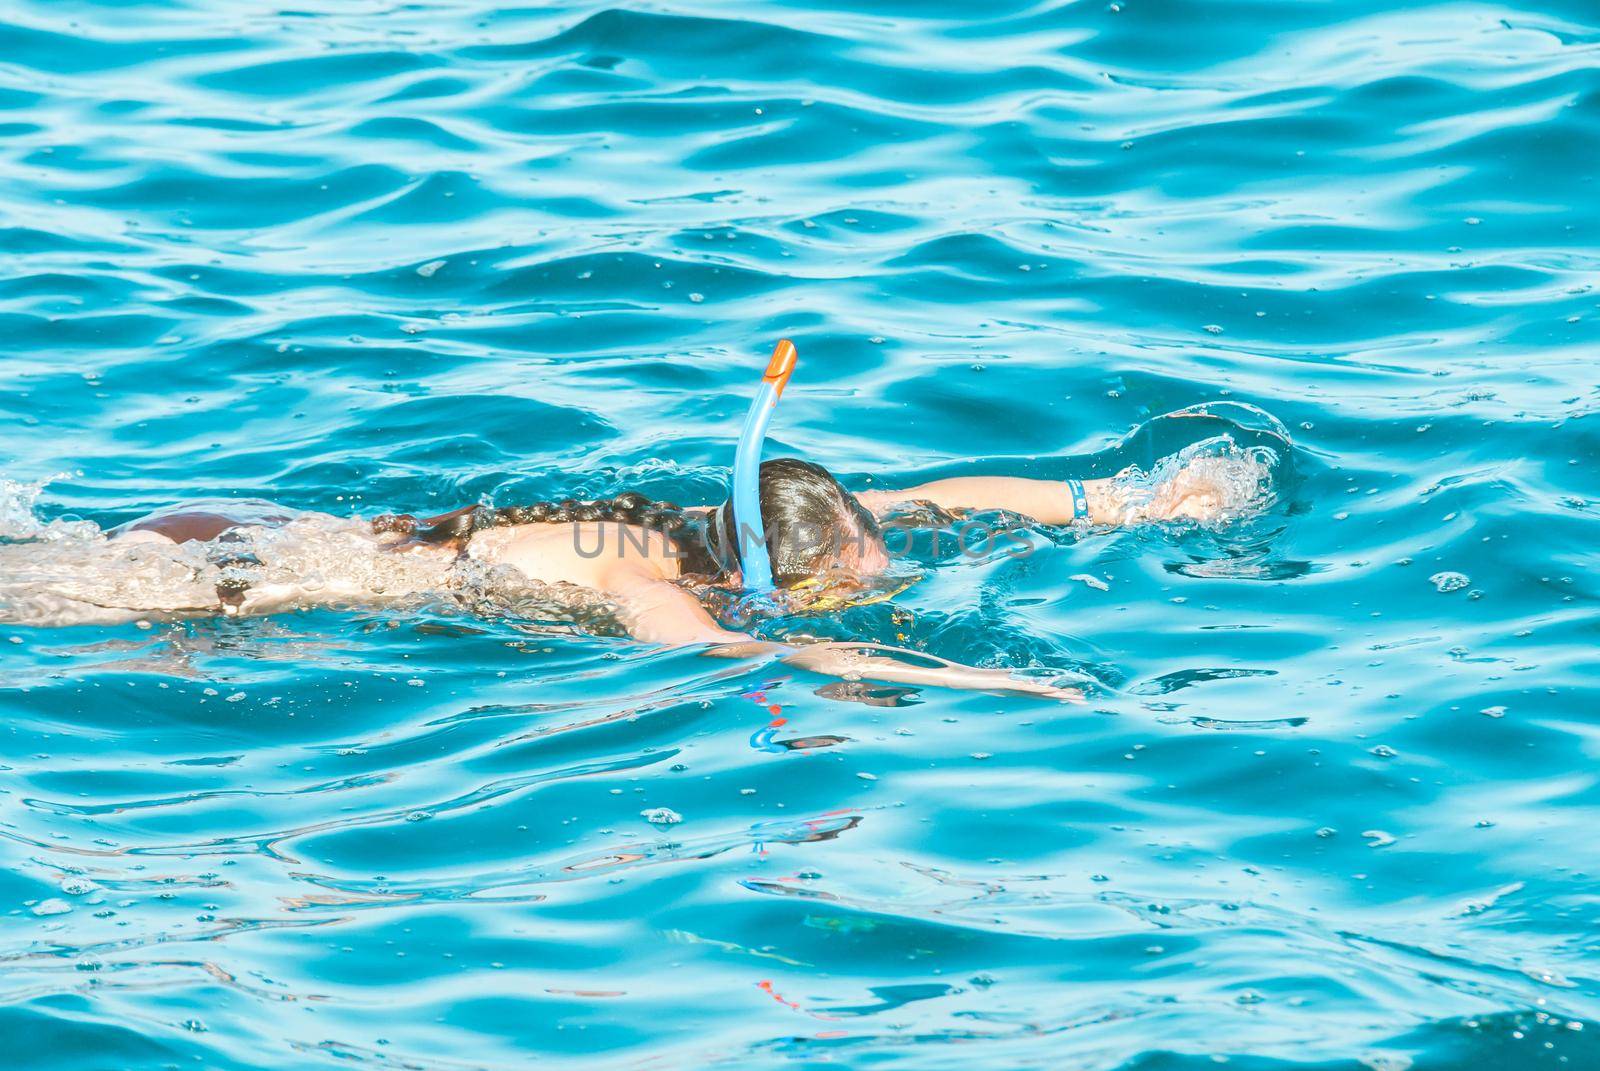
xmin=372 ymin=457 xmax=881 ymax=588
xmin=704 ymin=458 xmax=882 ymax=586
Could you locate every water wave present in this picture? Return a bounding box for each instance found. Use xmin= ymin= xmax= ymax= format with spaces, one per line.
xmin=3 ymin=0 xmax=1599 ymax=1068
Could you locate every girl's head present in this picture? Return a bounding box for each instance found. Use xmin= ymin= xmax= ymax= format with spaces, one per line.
xmin=705 ymin=458 xmax=888 ymax=587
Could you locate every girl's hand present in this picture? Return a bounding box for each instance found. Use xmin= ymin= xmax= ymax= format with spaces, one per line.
xmin=781 ymin=641 xmax=1085 ymax=702
xmin=1102 ymin=442 xmax=1272 ymax=526
xmin=1139 ymin=462 xmax=1227 ymax=523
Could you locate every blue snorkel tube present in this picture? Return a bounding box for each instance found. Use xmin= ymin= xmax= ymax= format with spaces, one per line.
xmin=731 ymin=339 xmax=798 ymax=591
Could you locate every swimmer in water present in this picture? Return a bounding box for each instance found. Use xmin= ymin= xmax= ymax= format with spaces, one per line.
xmin=16 ymin=453 xmax=1251 ymax=699
xmin=1 ymin=344 xmax=1273 ymax=700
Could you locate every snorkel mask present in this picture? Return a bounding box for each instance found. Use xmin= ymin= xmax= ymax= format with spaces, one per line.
xmin=784 ymin=573 xmax=917 ymax=612
xmin=731 ymin=339 xmax=797 ymax=591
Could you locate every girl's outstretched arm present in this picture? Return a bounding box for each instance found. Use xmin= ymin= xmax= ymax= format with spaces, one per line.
xmin=855 ymin=471 xmax=1223 ymax=526
xmin=856 ymin=477 xmax=1108 ymax=525
xmin=600 ymin=564 xmax=1081 ymax=701
xmin=770 ymin=640 xmax=1083 ymax=702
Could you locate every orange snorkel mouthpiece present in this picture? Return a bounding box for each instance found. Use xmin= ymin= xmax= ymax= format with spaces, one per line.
xmin=764 ymin=338 xmax=797 ymax=397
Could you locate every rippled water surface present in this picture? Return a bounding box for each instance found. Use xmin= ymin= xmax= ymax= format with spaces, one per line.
xmin=4 ymin=1 xmax=1600 ymax=1067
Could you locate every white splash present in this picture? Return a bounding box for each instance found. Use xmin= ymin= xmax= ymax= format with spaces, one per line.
xmin=1103 ymin=435 xmax=1279 ymax=528
xmin=0 ymin=476 xmax=101 ymax=544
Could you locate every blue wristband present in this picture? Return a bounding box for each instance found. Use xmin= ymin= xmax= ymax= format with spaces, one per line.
xmin=1065 ymin=478 xmax=1088 ymax=521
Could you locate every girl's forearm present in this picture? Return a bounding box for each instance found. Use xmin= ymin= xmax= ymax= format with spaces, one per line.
xmin=857 ymin=477 xmax=1120 ymax=525
xmin=702 ymin=638 xmax=1079 ymax=700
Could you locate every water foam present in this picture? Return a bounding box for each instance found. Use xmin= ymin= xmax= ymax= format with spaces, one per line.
xmin=1103 ymin=435 xmax=1280 ymax=528
xmin=0 ymin=477 xmax=100 ymax=544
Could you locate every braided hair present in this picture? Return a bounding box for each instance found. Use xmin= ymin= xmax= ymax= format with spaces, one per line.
xmin=371 ymin=492 xmax=722 ymax=577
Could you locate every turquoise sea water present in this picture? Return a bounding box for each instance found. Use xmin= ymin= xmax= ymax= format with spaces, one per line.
xmin=3 ymin=1 xmax=1599 ymax=1067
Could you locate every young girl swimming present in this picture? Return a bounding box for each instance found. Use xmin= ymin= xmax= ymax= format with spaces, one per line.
xmin=0 ymin=345 xmax=1276 ymax=699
